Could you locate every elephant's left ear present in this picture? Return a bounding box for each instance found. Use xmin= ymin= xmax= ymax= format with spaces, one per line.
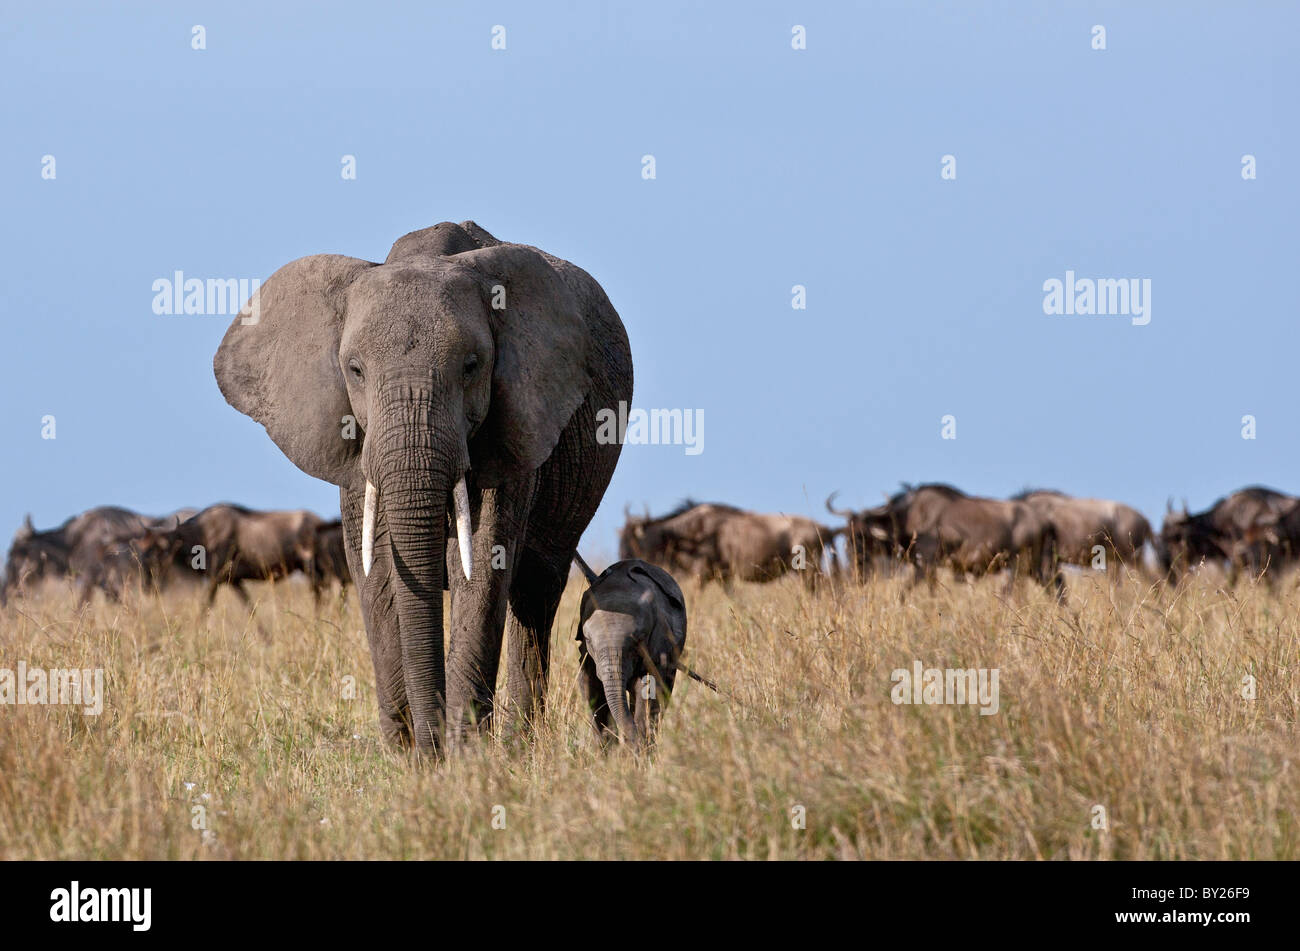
xmin=455 ymin=244 xmax=592 ymax=486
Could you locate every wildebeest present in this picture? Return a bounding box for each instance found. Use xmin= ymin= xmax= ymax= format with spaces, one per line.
xmin=830 ymin=484 xmax=1062 ymax=596
xmin=1013 ymin=489 xmax=1152 ymax=573
xmin=828 ymin=484 xmax=968 ymax=579
xmin=309 ymin=519 xmax=351 ymax=603
xmin=1238 ymin=498 xmax=1300 ymax=579
xmin=1159 ymin=486 xmax=1299 ymax=583
xmin=138 ymin=504 xmax=323 ymax=605
xmin=1 ymin=506 xmax=195 ymax=606
xmin=619 ymin=501 xmax=742 ymax=575
xmin=619 ymin=500 xmax=838 ymax=588
xmin=1 ymin=517 xmax=70 ymax=605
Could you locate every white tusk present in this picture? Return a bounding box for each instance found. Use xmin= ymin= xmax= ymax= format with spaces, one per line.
xmin=454 ymin=477 xmax=473 ymax=581
xmin=362 ymin=481 xmax=377 ymax=576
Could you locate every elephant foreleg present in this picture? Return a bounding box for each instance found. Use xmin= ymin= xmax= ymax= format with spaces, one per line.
xmin=341 ymin=485 xmax=410 ymax=747
xmin=445 ymin=480 xmax=533 ymax=745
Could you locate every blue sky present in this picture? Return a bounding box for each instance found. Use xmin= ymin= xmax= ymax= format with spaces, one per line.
xmin=2 ymin=1 xmax=1296 ymax=557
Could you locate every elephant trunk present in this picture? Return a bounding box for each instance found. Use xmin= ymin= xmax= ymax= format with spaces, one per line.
xmin=599 ymin=647 xmax=638 ymax=746
xmin=373 ymin=381 xmax=456 ymax=755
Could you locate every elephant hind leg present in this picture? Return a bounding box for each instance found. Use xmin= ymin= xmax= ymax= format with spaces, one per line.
xmin=503 ymin=549 xmax=567 ymax=736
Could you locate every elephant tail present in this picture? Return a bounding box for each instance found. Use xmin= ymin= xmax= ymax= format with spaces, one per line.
xmin=573 ymin=551 xmax=601 ymax=586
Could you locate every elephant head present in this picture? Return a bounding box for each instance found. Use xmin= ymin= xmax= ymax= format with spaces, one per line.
xmin=574 ymin=557 xmax=687 ymax=748
xmin=214 ymin=222 xmax=591 ymax=752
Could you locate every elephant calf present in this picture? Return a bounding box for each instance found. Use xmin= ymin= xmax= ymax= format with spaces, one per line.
xmin=573 ymin=553 xmax=688 ymax=748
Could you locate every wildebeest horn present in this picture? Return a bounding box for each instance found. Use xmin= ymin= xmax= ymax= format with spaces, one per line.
xmin=1166 ymin=497 xmax=1174 ymax=514
xmin=825 ymin=492 xmax=853 ymax=518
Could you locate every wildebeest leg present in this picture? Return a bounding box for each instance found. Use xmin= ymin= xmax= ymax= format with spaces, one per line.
xmin=1225 ymin=559 xmax=1240 ymax=588
xmin=1035 ymin=538 xmax=1064 ymax=601
xmin=75 ymin=576 xmax=95 ymax=609
xmin=903 ymin=559 xmax=931 ymax=601
xmin=309 ymin=570 xmax=325 ymax=611
xmin=800 ymin=561 xmax=819 ymax=593
xmin=827 ymin=549 xmax=841 ymax=585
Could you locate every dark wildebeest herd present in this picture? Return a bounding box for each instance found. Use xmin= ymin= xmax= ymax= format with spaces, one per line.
xmin=0 ymin=503 xmax=349 ymax=608
xmin=618 ymin=484 xmax=1300 ymax=598
xmin=6 ymin=484 xmax=1300 ymax=614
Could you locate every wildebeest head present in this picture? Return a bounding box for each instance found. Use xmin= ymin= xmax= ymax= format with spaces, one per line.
xmin=618 ymin=505 xmax=654 ymax=560
xmin=827 ymin=485 xmax=966 ymax=564
xmin=878 ymin=483 xmax=967 ymax=549
xmin=129 ymin=519 xmax=189 ymax=582
xmin=1 ymin=517 xmax=71 ymax=605
xmin=1159 ymin=501 xmax=1223 ymax=576
xmin=617 ymin=500 xmax=711 ymax=564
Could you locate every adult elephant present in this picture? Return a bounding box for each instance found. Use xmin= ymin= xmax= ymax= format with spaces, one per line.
xmin=214 ymin=221 xmax=633 ymax=754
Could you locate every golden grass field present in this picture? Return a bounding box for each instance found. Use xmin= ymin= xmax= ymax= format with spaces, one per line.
xmin=1 ymin=566 xmax=1297 ymax=860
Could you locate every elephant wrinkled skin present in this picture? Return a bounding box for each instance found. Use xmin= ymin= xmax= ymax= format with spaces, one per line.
xmin=213 ymin=221 xmax=633 ymax=754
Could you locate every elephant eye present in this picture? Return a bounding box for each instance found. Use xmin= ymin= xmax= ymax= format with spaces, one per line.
xmin=463 ymin=353 xmax=479 ymax=378
xmin=348 ymin=359 xmax=364 ymax=383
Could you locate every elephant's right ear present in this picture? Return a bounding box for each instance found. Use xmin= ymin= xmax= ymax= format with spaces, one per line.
xmin=214 ymin=254 xmax=375 ymax=487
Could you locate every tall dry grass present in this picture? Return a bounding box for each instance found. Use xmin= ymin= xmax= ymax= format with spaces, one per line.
xmin=0 ymin=566 xmax=1296 ymax=859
